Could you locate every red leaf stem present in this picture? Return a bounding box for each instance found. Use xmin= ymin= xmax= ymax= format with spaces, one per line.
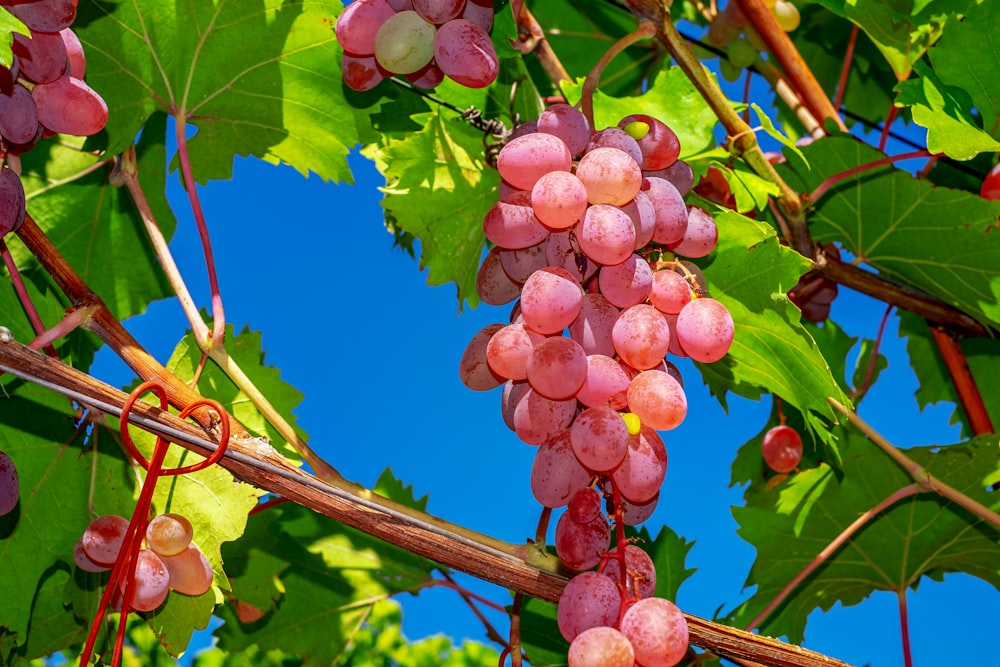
xmin=807 ymin=150 xmax=932 ymax=204
xmin=832 ymin=25 xmax=858 ymax=113
xmin=898 ymin=589 xmax=913 ymax=667
xmin=928 ymin=326 xmax=995 ymax=435
xmin=0 ymin=239 xmax=58 ymax=359
xmin=850 ymin=303 xmax=892 ymax=399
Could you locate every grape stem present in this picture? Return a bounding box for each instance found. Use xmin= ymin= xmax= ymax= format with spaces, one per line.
xmin=745 ymin=483 xmax=921 ymax=632
xmin=898 ymin=589 xmax=913 ymax=667
xmin=512 ymin=3 xmax=572 ymax=90
xmin=827 ymin=397 xmax=1000 ymax=531
xmin=806 ymin=150 xmax=932 ymax=205
xmin=832 ymin=25 xmax=859 ymax=113
xmin=927 ymin=326 xmax=994 ymax=435
xmin=849 ymin=303 xmax=892 ymax=400
xmin=0 ymin=239 xmax=58 ymax=360
xmin=579 ymin=21 xmax=657 ymax=128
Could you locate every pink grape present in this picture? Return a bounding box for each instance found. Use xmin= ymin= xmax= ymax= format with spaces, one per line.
xmin=762 ymin=424 xmax=803 ymax=473
xmin=487 ymin=323 xmax=543 ymax=381
xmin=529 ymin=429 xmax=593 ymax=508
xmin=557 ymin=571 xmax=621 ymax=642
xmin=482 ymin=200 xmax=549 ymax=250
xmin=578 ymin=204 xmax=635 ymax=266
xmin=531 ymin=171 xmax=588 ymax=229
xmin=146 ymin=513 xmax=194 ymax=557
xmin=546 ymin=231 xmax=598 ymax=282
xmin=554 ymin=510 xmax=610 ymax=570
xmin=406 ymin=61 xmax=445 ymax=88
xmin=13 ymin=32 xmax=68 ymax=84
xmin=610 ymin=426 xmax=667 ymax=504
xmin=587 ymin=127 xmax=643 ymax=166
xmin=618 ymin=114 xmax=681 ymax=170
xmin=499 ymin=242 xmax=547 ymax=283
xmin=569 ymin=294 xmax=619 ymax=357
xmin=568 ymin=627 xmax=635 ymax=667
xmin=73 ymin=538 xmax=110 ymax=573
xmin=646 ymin=159 xmax=695 ymax=196
xmin=374 ymin=11 xmax=436 ymax=74
xmin=461 ymin=0 xmax=494 ymax=31
xmin=619 ymin=597 xmax=689 ymax=667
xmin=60 ymin=28 xmax=85 ymax=78
xmin=335 ymin=0 xmax=396 ymax=55
xmin=649 ymin=269 xmax=692 ymax=315
xmin=341 ymin=53 xmax=385 ymax=91
xmin=621 ymin=191 xmax=656 ymax=249
xmin=476 ymin=247 xmax=521 ymax=305
xmin=520 ymin=267 xmax=583 ymax=335
xmin=0 ymin=167 xmax=26 ymax=237
xmin=497 ymin=133 xmax=573 ymax=191
xmin=644 ymin=177 xmax=688 ymax=245
xmin=622 ymin=492 xmax=659 ymax=526
xmin=82 ymin=515 xmax=130 ymax=566
xmin=570 ymin=406 xmax=629 ymax=472
xmin=413 ymin=0 xmax=466 ymax=24
xmin=0 ymin=84 xmax=39 ymax=145
xmin=9 ymin=0 xmax=77 ymax=33
xmin=670 ymin=207 xmax=718 ymax=258
xmin=663 ymin=313 xmax=687 ymax=358
xmin=32 ymin=76 xmax=108 ymax=136
xmin=626 ymin=371 xmax=687 ymax=431
xmin=388 ymin=0 xmax=414 ymax=9
xmin=121 ymin=549 xmax=170 ymax=612
xmin=501 ymin=380 xmax=529 ymax=430
xmin=575 ymin=354 xmax=629 ymax=410
xmin=599 ymin=254 xmax=653 ymax=308
xmin=458 ymin=323 xmax=504 ymax=391
xmin=0 ymin=450 xmax=18 ymax=516
xmin=537 ymin=103 xmax=591 ymax=157
xmin=576 ymin=147 xmax=642 ymax=206
xmin=434 ymin=18 xmax=498 ymax=88
xmin=675 ymin=298 xmax=734 ymax=363
xmin=612 ymin=304 xmax=670 ymax=370
xmin=604 ymin=544 xmax=657 ymax=599
xmin=162 ymin=545 xmax=214 ymax=596
xmin=526 ymin=336 xmax=588 ymax=400
xmin=512 ymin=388 xmax=577 ymax=445
xmin=567 ymin=487 xmax=602 ymax=524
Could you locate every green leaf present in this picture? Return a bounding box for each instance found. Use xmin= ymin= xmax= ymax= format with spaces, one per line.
xmin=642 ymin=525 xmax=697 ymax=602
xmin=77 ymin=0 xmax=381 ymax=183
xmin=779 ymin=136 xmax=1000 ymax=327
xmin=729 ymin=432 xmax=1000 ymax=643
xmin=565 ymin=67 xmax=718 ymax=158
xmin=750 ymin=104 xmax=806 ymax=165
xmin=15 ymin=114 xmax=177 ymax=322
xmin=165 ymin=324 xmax=309 ymax=459
xmin=519 ymin=596 xmax=567 ymax=667
xmin=843 ymin=0 xmax=958 ymax=78
xmin=0 ymin=8 xmax=28 ymax=68
xmin=692 ymin=209 xmax=848 ymax=440
xmin=718 ymin=161 xmax=781 ymax=213
xmin=895 ymin=61 xmax=1000 ymax=160
xmin=363 ymin=109 xmax=499 ymax=309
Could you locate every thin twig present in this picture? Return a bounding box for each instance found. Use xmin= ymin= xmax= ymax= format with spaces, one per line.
xmin=832 ymin=25 xmax=858 ymax=115
xmin=927 ymin=326 xmax=994 ymax=435
xmin=808 ymin=150 xmax=932 ymax=204
xmin=898 ymin=589 xmax=913 ymax=667
xmin=580 ymin=22 xmax=657 ymax=127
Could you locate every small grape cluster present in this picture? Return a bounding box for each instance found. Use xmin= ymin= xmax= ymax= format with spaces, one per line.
xmin=0 ymin=449 xmax=17 ymax=517
xmin=787 ymin=243 xmax=839 ymax=323
xmin=335 ymin=0 xmax=497 ymax=92
xmin=74 ymin=512 xmax=214 ymax=612
xmin=708 ymin=0 xmax=801 ymax=51
xmin=461 ymin=105 xmax=735 ymax=666
xmin=0 ymin=0 xmax=109 ymax=237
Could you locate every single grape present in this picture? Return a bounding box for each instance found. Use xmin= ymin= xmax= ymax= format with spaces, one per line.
xmin=554 ymin=510 xmax=610 ymax=570
xmin=341 ymin=53 xmax=385 ymax=92
xmin=499 ymin=242 xmax=548 ymax=283
xmin=121 ymin=549 xmax=171 ymax=612
xmin=433 ymin=19 xmax=498 ymax=88
xmin=530 ymin=171 xmax=588 ymax=230
xmin=612 ymin=304 xmax=670 ymax=371
xmin=520 ymin=266 xmax=583 ymax=335
xmin=482 ymin=200 xmax=549 ymax=250
xmin=8 ymin=0 xmax=77 ymax=33
xmin=0 ymin=450 xmax=18 ymax=516
xmin=773 ymin=0 xmax=801 ymax=31
xmin=603 ymin=544 xmax=657 ymax=599
xmin=461 ymin=0 xmax=494 ymax=31
xmin=575 ymin=147 xmax=643 ymax=206
xmin=13 ymin=32 xmax=68 ymax=85
xmin=487 ymin=323 xmax=543 ymax=381
xmin=620 ymin=191 xmax=656 ymax=250
xmin=587 ymin=127 xmax=643 ymax=166
xmin=512 ymin=388 xmax=577 ymax=445
xmin=476 ymin=247 xmax=522 ymax=306
xmin=73 ymin=537 xmax=110 ymax=573
xmin=529 ymin=429 xmax=593 ymax=508
xmin=578 ymin=204 xmax=636 ymax=266
xmin=146 ymin=513 xmax=194 ymax=557
xmin=162 ymin=545 xmax=214 ymax=596
xmin=335 ymin=0 xmax=396 ymax=56
xmin=557 ymin=571 xmax=621 ymax=642
xmin=406 ymin=61 xmax=445 ymax=88
xmin=567 ymin=626 xmax=635 ymax=667
xmin=626 ymin=370 xmax=687 ymax=431
xmin=546 ymin=231 xmax=598 ymax=282
xmin=649 ymin=269 xmax=692 ymax=315
xmin=0 ymin=167 xmax=26 ymax=237
xmin=762 ymin=424 xmax=803 ymax=473
xmin=458 ymin=323 xmax=504 ymax=391
xmin=621 ymin=492 xmax=659 ymax=526
xmin=82 ymin=515 xmax=130 ymax=566
xmin=610 ymin=426 xmax=667 ymax=504
xmin=569 ymin=294 xmax=619 ymax=357
xmin=501 ymin=380 xmax=530 ymax=431
xmin=526 ymin=336 xmax=588 ymax=400
xmin=675 ymin=298 xmax=734 ymax=363
xmin=619 ymin=597 xmax=689 ymax=667
xmin=644 ymin=177 xmax=688 ymax=245
xmin=598 ymin=254 xmax=653 ymax=309
xmin=670 ymin=207 xmax=718 ymax=258
xmin=413 ymin=0 xmax=466 ymax=24
xmin=537 ymin=104 xmax=591 ymax=157
xmin=60 ymin=28 xmax=86 ymax=78
xmin=374 ymin=11 xmax=436 ymax=74
xmin=497 ymin=133 xmax=573 ymax=191
xmin=575 ymin=354 xmax=629 ymax=410
xmin=980 ymin=162 xmax=1000 ymax=200
xmin=645 ymin=159 xmax=695 ymax=196
xmin=570 ymin=406 xmax=629 ymax=472
xmin=0 ymin=83 xmax=40 ymax=145
xmin=567 ymin=487 xmax=602 ymax=524
xmin=32 ymin=76 xmax=108 ymax=136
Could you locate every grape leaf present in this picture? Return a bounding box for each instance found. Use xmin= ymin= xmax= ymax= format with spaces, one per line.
xmin=519 ymin=595 xmax=568 ymax=667
xmin=895 ymin=61 xmax=1000 ymax=160
xmin=692 ymin=209 xmax=848 ymax=442
xmin=728 ymin=432 xmax=1000 ymax=643
xmin=363 ymin=109 xmax=499 ymax=309
xmin=0 ymin=8 xmax=27 ymax=68
xmin=644 ymin=525 xmax=697 ymax=602
xmin=779 ymin=136 xmax=1000 ymax=327
xmin=166 ymin=324 xmax=309 ymax=460
xmin=76 ymin=0 xmax=381 ymax=183
xmin=14 ymin=114 xmax=176 ymax=322
xmin=564 ymin=67 xmax=718 ymax=159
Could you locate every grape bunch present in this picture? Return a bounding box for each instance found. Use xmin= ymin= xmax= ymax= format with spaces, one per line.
xmin=0 ymin=449 xmax=18 ymax=516
xmin=0 ymin=0 xmax=109 ymax=236
xmin=335 ymin=0 xmax=497 ymax=92
xmin=74 ymin=512 xmax=214 ymax=612
xmin=708 ymin=0 xmax=801 ymax=50
xmin=460 ymin=104 xmax=736 ymax=666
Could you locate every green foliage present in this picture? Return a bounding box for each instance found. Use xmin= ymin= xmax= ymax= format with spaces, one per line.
xmin=0 ymin=8 xmax=26 ymax=68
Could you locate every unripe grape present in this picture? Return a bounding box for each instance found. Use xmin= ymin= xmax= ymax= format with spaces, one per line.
xmin=374 ymin=11 xmax=436 ymax=74
xmin=773 ymin=0 xmax=801 ymax=31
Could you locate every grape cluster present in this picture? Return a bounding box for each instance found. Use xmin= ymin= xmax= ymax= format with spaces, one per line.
xmin=0 ymin=0 xmax=109 ymax=237
xmin=335 ymin=0 xmax=497 ymax=92
xmin=0 ymin=450 xmax=17 ymax=516
xmin=460 ymin=105 xmax=735 ymax=666
xmin=788 ymin=243 xmax=839 ymax=323
xmin=708 ymin=0 xmax=801 ymax=50
xmin=74 ymin=512 xmax=214 ymax=612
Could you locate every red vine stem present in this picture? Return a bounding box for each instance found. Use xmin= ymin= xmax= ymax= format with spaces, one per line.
xmin=898 ymin=590 xmax=913 ymax=667
xmin=832 ymin=25 xmax=858 ymax=113
xmin=174 ymin=115 xmax=225 ymax=349
xmin=745 ymin=483 xmax=920 ymax=631
xmin=927 ymin=327 xmax=995 ymax=435
xmin=808 ymin=150 xmax=932 ymax=204
xmin=878 ymin=104 xmax=898 ymax=153
xmin=827 ymin=397 xmax=1000 ymax=531
xmin=850 ymin=303 xmax=892 ymax=399
xmin=580 ymin=22 xmax=657 ymax=128
xmin=0 ymin=239 xmax=58 ymax=359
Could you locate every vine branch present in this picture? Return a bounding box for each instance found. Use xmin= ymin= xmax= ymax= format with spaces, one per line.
xmin=927 ymin=326 xmax=994 ymax=435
